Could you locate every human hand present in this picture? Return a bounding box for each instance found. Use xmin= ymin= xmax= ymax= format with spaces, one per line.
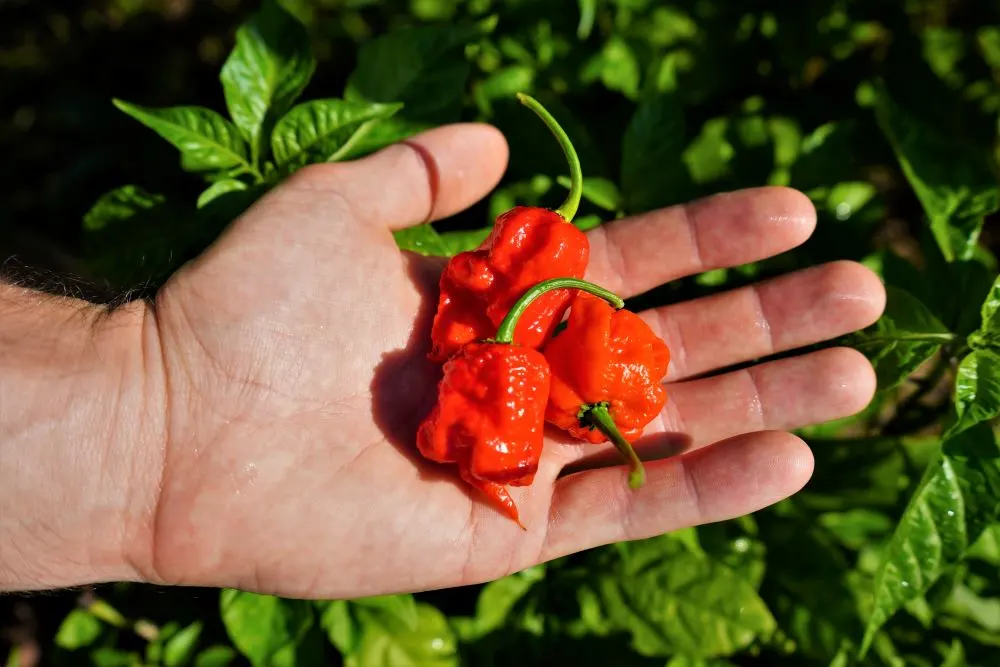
xmin=107 ymin=124 xmax=884 ymax=599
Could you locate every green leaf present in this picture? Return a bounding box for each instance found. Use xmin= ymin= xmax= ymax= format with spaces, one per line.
xmin=193 ymin=646 xmax=237 ymax=667
xmin=792 ymin=121 xmax=859 ymax=191
xmin=577 ymin=0 xmax=597 ymax=39
xmin=580 ymin=36 xmax=641 ymax=99
xmin=875 ymin=87 xmax=1000 ymax=262
xmin=270 ymin=99 xmax=403 ymax=169
xmin=819 ymin=509 xmax=895 ymax=551
xmin=758 ymin=506 xmax=866 ymax=659
xmin=83 ymin=185 xmax=166 ymax=232
xmin=473 ymin=66 xmax=534 ymax=116
xmin=665 ymin=657 xmax=737 ymax=667
xmin=620 ymin=93 xmax=688 ymax=213
xmin=320 ymin=600 xmax=358 ymax=656
xmin=973 ymin=274 xmax=1000 ymax=347
xmin=557 ymin=176 xmax=622 ymax=212
xmin=220 ymin=0 xmax=316 ymax=162
xmin=346 ymin=22 xmax=489 ymax=123
xmin=968 ymin=524 xmax=1000 ymax=565
xmin=90 ymin=649 xmax=143 ymax=667
xmin=684 ymin=117 xmax=733 ymax=185
xmin=353 ymin=594 xmax=420 ymax=632
xmin=573 ymin=214 xmax=603 ymax=232
xmin=823 ymin=182 xmax=878 ymax=222
xmin=945 ymin=583 xmax=1000 ymax=634
xmin=849 ymin=286 xmax=953 ymax=390
xmin=599 ymin=534 xmax=776 ymax=657
xmin=350 ymin=602 xmax=458 ymax=667
xmin=113 ymin=101 xmax=250 ymax=174
xmin=220 ymin=590 xmax=313 ymax=666
xmin=393 ymin=224 xmax=449 ymax=256
xmin=439 ymin=227 xmax=493 ymax=254
xmin=393 ymin=224 xmax=491 ymax=257
xmin=939 ymin=638 xmax=966 ymax=667
xmin=197 ymin=179 xmax=249 ymax=209
xmin=81 ymin=185 xmax=191 ymax=288
xmin=147 ymin=622 xmax=180 ymax=665
xmin=164 ymin=622 xmax=203 ymax=667
xmin=334 ymin=115 xmax=432 ymax=162
xmin=952 ymin=349 xmax=1000 ymax=435
xmin=54 ymin=609 xmax=102 ymax=650
xmin=470 ymin=567 xmax=544 ymax=637
xmin=860 ymin=424 xmax=1000 ymax=656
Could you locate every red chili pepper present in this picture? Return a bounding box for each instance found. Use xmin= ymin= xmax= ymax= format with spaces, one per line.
xmin=417 ymin=279 xmax=625 ymax=526
xmin=428 ymin=94 xmax=590 ymax=362
xmin=543 ymin=293 xmax=671 ymax=489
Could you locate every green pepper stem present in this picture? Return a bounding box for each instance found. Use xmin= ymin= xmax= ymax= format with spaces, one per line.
xmin=515 ymin=92 xmax=583 ymax=222
xmin=495 ymin=278 xmax=624 ymax=344
xmin=584 ymin=404 xmax=646 ymax=490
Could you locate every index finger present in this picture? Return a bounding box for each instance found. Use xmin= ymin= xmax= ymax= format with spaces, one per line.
xmin=585 ymin=187 xmax=817 ymax=299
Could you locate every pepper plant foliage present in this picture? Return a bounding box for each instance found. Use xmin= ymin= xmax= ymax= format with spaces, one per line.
xmin=43 ymin=0 xmax=1000 ymax=665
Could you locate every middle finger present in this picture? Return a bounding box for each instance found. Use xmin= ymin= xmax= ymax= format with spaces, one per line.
xmin=645 ymin=260 xmax=885 ymax=381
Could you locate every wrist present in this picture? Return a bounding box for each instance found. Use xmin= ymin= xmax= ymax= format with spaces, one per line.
xmin=0 ymin=285 xmax=165 ymax=591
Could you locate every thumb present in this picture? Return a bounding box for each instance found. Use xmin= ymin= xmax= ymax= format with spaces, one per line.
xmin=286 ymin=123 xmax=509 ymax=230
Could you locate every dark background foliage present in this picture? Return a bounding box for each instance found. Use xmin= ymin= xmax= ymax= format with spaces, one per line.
xmin=2 ymin=1 xmax=1000 ymax=666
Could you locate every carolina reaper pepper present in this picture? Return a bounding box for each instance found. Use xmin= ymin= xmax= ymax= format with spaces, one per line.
xmin=417 ymin=278 xmax=626 ymax=526
xmin=543 ymin=292 xmax=671 ymax=489
xmin=428 ymin=94 xmax=590 ymax=362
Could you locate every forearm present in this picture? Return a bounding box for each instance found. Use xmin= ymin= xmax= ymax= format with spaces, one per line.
xmin=0 ymin=283 xmax=163 ymax=591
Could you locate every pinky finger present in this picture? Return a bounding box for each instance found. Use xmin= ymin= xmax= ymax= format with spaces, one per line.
xmin=539 ymin=431 xmax=814 ymax=561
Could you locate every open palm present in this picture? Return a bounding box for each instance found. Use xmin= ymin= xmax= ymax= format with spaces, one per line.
xmin=143 ymin=124 xmax=885 ymax=600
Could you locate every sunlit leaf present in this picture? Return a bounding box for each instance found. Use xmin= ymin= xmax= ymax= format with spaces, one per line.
xmin=599 ymin=534 xmax=776 ymax=657
xmin=350 ymin=602 xmax=458 ymax=666
xmin=220 ymin=590 xmax=313 ymax=666
xmin=270 ymin=99 xmax=402 ymax=169
xmin=952 ymin=349 xmax=1000 ymax=436
xmin=860 ymin=424 xmax=1000 ymax=656
xmin=580 ymin=36 xmax=641 ymax=99
xmin=972 ymin=274 xmax=1000 ymax=348
xmin=473 ymin=66 xmax=534 ymax=116
xmin=876 ymin=87 xmax=1000 ymax=262
xmin=557 ymin=175 xmax=622 ymax=211
xmin=113 ymin=101 xmax=250 ymax=175
xmin=220 ymin=0 xmax=315 ymax=162
xmin=849 ymin=287 xmax=954 ymax=390
xmin=197 ymin=179 xmax=249 ymax=209
xmin=54 ymin=610 xmax=102 ymax=650
xmin=164 ymin=622 xmax=203 ymax=667
xmin=193 ymin=646 xmax=237 ymax=667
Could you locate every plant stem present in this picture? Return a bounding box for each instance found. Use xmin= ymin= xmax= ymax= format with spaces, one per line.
xmin=584 ymin=403 xmax=646 ymax=489
xmin=495 ymin=278 xmax=623 ymax=344
xmin=856 ymin=333 xmax=957 ymax=345
xmin=515 ymin=92 xmax=583 ymax=221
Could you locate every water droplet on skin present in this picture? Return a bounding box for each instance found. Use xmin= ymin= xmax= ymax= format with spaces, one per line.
xmin=946 ymin=510 xmax=955 ymax=517
xmin=900 ymin=581 xmax=909 ymax=588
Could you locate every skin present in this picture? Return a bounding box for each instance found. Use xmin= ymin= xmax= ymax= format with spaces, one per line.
xmin=0 ymin=123 xmax=885 ymax=599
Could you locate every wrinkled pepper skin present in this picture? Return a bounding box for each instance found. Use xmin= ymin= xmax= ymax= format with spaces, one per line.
xmin=544 ymin=293 xmax=671 ymax=443
xmin=417 ymin=341 xmax=551 ymax=524
xmin=428 ymin=206 xmax=589 ymax=362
